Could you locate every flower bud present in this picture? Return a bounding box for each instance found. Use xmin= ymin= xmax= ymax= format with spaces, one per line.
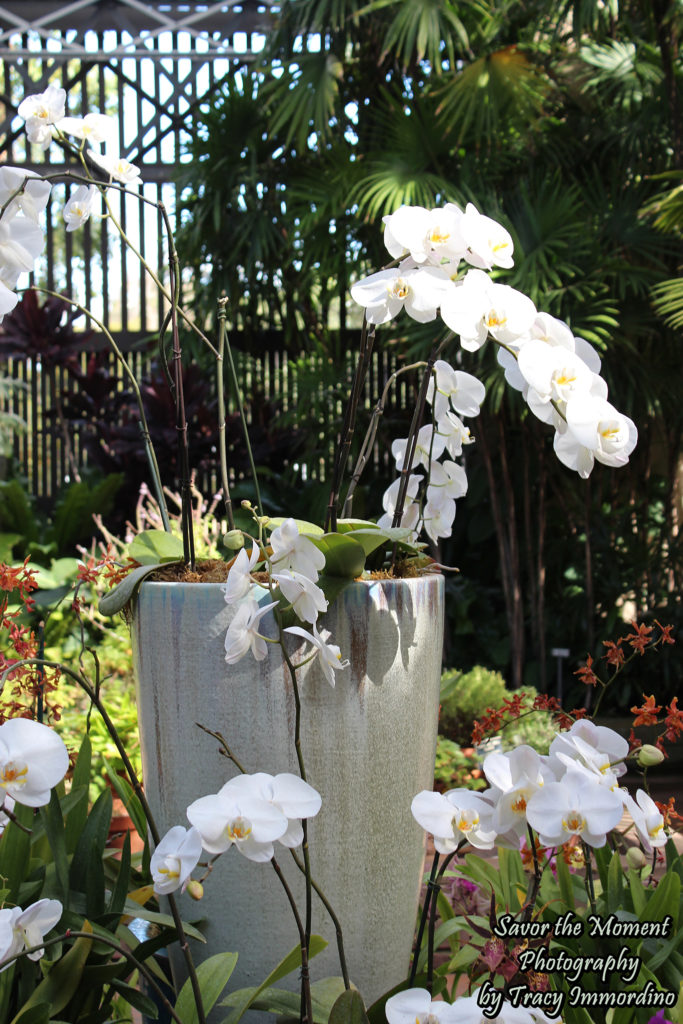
xmin=256 ymin=516 xmax=271 ymax=527
xmin=223 ymin=530 xmax=245 ymax=551
xmin=637 ymin=744 xmax=665 ymax=767
xmin=185 ymin=879 xmax=204 ymax=901
xmin=241 ymin=500 xmax=252 ymax=509
xmin=626 ymin=846 xmax=647 ymax=870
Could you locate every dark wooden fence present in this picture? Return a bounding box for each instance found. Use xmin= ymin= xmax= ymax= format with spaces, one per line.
xmin=2 ymin=329 xmax=412 ymax=505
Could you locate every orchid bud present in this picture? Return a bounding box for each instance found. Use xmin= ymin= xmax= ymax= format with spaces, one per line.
xmin=626 ymin=847 xmax=647 ymax=870
xmin=256 ymin=515 xmax=271 ymax=527
xmin=223 ymin=530 xmax=245 ymax=551
xmin=241 ymin=499 xmax=252 ymax=509
xmin=186 ymin=879 xmax=204 ymax=901
xmin=637 ymin=744 xmax=664 ymax=767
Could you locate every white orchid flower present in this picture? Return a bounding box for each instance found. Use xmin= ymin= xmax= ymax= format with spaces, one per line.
xmin=56 ymin=113 xmax=115 ymax=144
xmin=564 ymin=393 xmax=637 ymax=469
xmin=269 ymin=518 xmax=326 ymax=581
xmin=411 ymin=788 xmax=497 ymax=852
xmin=526 ymin=769 xmax=624 ymax=847
xmin=426 ymin=361 xmax=486 ymax=419
xmin=383 ymin=203 xmax=466 ymax=266
xmin=284 ymin=622 xmax=350 ymax=687
xmin=427 ymin=459 xmax=468 ymax=502
xmin=551 ymin=719 xmax=629 ymax=765
xmin=483 ymin=746 xmax=553 ymax=837
xmin=18 ymin=85 xmax=66 ymax=126
xmin=426 ymin=993 xmax=556 ymax=1024
xmin=0 ymin=719 xmax=69 ymax=808
xmin=517 ymin=340 xmax=598 ymax=406
xmin=88 ymin=151 xmax=142 ymax=184
xmin=0 ymin=217 xmax=46 ymax=285
xmin=63 ymin=185 xmax=97 ymax=232
xmin=0 ymin=168 xmax=51 ymax=224
xmin=221 ymin=772 xmax=322 ymax=848
xmin=0 ymin=899 xmax=63 ymax=969
xmin=385 ymin=988 xmax=463 ymax=1024
xmin=186 ymin=785 xmax=289 ymax=862
xmin=18 ymin=85 xmax=66 ymax=149
xmin=150 ymin=825 xmax=203 ymax=895
xmin=436 ymin=410 xmax=475 ymax=458
xmin=459 ymin=203 xmax=514 ymax=270
xmin=392 ymin=424 xmax=446 ymax=471
xmin=623 ymin=789 xmax=668 ymax=852
xmin=271 ymin=569 xmax=327 ymax=624
xmin=350 ymin=264 xmax=452 ymax=325
xmin=423 ymin=495 xmax=456 ymax=543
xmin=224 ymin=597 xmax=278 ymax=664
xmin=222 ymin=544 xmax=260 ymax=605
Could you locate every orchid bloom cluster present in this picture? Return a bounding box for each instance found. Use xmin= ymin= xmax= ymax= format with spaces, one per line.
xmin=223 ymin=517 xmax=350 ymax=689
xmin=0 ymin=86 xmax=143 ymax=326
xmin=0 ymin=718 xmax=69 ymax=969
xmin=150 ymin=771 xmax=322 ymax=895
xmin=352 ymin=203 xmax=637 ymax=544
xmin=412 ymin=719 xmax=668 ymax=857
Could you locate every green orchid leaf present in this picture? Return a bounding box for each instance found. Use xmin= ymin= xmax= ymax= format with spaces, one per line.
xmin=335 ymin=529 xmax=388 ymax=558
xmin=329 ymin=989 xmax=370 ymax=1024
xmin=128 ymin=529 xmax=185 ymax=565
xmin=176 ymin=952 xmax=239 ymax=1024
xmin=98 ymin=561 xmax=183 ymax=617
xmin=13 ymin=923 xmax=93 ymax=1021
xmin=219 ymin=935 xmax=328 ymax=1022
xmin=265 ymin=517 xmax=324 ymax=536
xmin=335 ymin=519 xmax=381 ymax=532
xmin=314 ymin=534 xmax=366 ymax=578
xmin=317 ymin=575 xmax=354 ymax=608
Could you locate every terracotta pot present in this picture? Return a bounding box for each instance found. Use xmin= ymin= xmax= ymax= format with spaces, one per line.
xmin=130 ymin=575 xmax=444 ymax=1007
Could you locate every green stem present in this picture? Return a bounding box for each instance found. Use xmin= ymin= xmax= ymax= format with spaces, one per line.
xmin=270 ymin=858 xmax=314 ymax=1024
xmin=216 ymin=299 xmax=235 ymax=530
xmin=342 ymin=361 xmax=428 ymax=519
xmin=159 ymin=202 xmax=195 ymax=569
xmin=582 ymin=840 xmax=597 ymax=914
xmin=223 ymin=328 xmax=263 ymax=513
xmin=325 ymin=315 xmax=376 ymax=531
xmin=30 ymin=286 xmax=170 ymax=532
xmin=410 ymin=852 xmax=440 ymax=986
xmin=289 ymin=849 xmax=350 ymax=990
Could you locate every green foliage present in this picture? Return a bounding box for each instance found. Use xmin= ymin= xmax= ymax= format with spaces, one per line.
xmin=439 ymin=666 xmax=507 ymax=745
xmin=433 ymin=736 xmax=486 ymax=790
xmin=0 ymin=736 xmax=164 ymax=1024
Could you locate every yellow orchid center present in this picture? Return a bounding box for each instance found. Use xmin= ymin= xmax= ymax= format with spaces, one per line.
xmin=390 ymin=278 xmax=409 ymax=300
xmin=429 ymin=229 xmax=450 ymax=245
xmin=511 ymin=795 xmax=527 ymax=814
xmin=227 ymin=816 xmax=252 ymax=841
xmin=1 ymin=761 xmax=28 ymax=788
xmin=562 ymin=812 xmax=585 ymax=834
xmin=485 ymin=311 xmax=507 ymax=328
xmin=453 ymin=809 xmax=479 ymax=834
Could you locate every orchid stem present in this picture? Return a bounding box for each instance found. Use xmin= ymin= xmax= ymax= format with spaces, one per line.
xmin=216 ymin=298 xmax=235 ymax=530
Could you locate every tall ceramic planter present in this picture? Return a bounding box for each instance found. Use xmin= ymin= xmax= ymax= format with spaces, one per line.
xmin=131 ymin=574 xmax=444 ymax=1007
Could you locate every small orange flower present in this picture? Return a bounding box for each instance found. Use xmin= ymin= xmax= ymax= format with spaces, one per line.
xmin=631 ymin=694 xmax=662 ymax=727
xmin=575 ymin=654 xmax=598 ymax=686
xmin=626 ymin=621 xmax=653 ymax=655
xmin=664 ymin=697 xmax=683 ymax=743
xmin=603 ymin=639 xmax=625 ymax=668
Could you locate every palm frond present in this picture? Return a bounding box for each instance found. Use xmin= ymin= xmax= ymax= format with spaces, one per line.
xmin=263 ymin=53 xmax=344 ymax=149
xmin=436 ymin=47 xmax=549 ymax=146
xmin=651 ymin=278 xmax=683 ymax=330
